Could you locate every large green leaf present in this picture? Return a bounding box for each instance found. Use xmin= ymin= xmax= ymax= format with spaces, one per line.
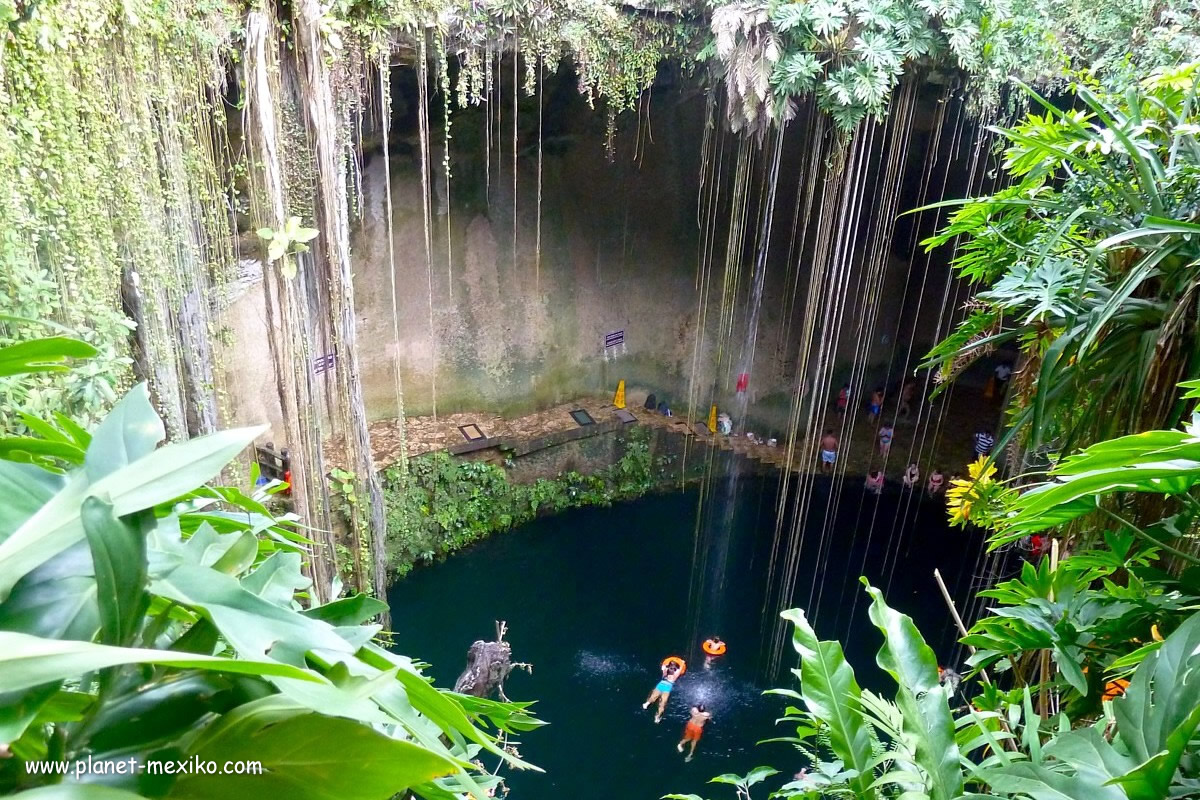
xmin=982 ymin=760 xmax=1123 ymax=800
xmin=0 ymin=631 xmax=319 ymax=691
xmin=83 ymin=498 xmax=147 ymax=646
xmin=169 ymin=696 xmax=457 ymax=800
xmin=1111 ymin=610 xmax=1200 ymax=798
xmin=241 ymin=552 xmax=309 ymax=607
xmin=81 ymin=673 xmax=237 ymax=755
xmin=0 ymin=336 xmax=98 ymax=378
xmin=0 ymin=541 xmax=98 ymax=641
xmin=83 ymin=383 xmax=164 ymax=483
xmin=301 ymin=594 xmax=386 ymax=625
xmin=0 ymin=436 xmax=88 ymax=468
xmin=149 ymin=562 xmax=356 ymax=665
xmin=0 ymin=681 xmax=63 ymax=745
xmin=863 ymin=582 xmax=963 ymax=800
xmin=780 ymin=607 xmax=876 ymax=799
xmin=0 ymin=460 xmax=65 ymax=542
xmin=1041 ymin=727 xmax=1139 ymax=798
xmin=0 ymin=408 xmax=264 ymax=599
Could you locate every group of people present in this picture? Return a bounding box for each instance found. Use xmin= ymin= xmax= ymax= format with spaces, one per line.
xmin=836 ymin=380 xmax=919 ymax=423
xmin=641 ymin=637 xmax=724 ymax=762
xmin=824 ymin=375 xmax=1003 ymax=496
xmin=863 ymin=463 xmax=946 ymax=495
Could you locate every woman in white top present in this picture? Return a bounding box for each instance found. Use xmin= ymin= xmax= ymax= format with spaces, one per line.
xmin=902 ymin=462 xmax=920 ymax=488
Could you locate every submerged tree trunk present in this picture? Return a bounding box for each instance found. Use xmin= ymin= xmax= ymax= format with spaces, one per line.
xmin=453 ymin=622 xmax=528 ymax=700
xmin=294 ymin=0 xmax=390 ymax=621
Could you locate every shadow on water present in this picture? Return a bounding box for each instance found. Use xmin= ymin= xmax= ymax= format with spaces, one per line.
xmin=388 ymin=472 xmax=984 ymax=799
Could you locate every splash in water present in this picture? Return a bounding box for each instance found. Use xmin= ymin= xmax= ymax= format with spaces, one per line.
xmin=574 ymin=650 xmax=641 ymax=680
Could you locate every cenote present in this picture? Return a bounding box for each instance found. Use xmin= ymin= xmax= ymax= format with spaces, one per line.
xmin=389 ymin=469 xmax=984 ymax=799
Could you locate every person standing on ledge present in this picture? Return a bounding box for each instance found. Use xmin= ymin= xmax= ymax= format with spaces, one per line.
xmin=867 ymin=387 xmax=884 ymax=422
xmin=677 ymin=704 xmax=713 ymax=762
xmin=819 ymin=430 xmax=838 ymax=473
xmin=973 ymin=428 xmax=995 ymax=459
xmin=878 ymin=423 xmax=894 ymax=457
xmin=994 ymin=362 xmax=1012 ymax=395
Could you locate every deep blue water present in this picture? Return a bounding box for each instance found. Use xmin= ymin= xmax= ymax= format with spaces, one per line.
xmin=388 ymin=472 xmax=982 ymax=799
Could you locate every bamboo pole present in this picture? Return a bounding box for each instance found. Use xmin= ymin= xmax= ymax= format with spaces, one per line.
xmin=933 ymin=568 xmax=992 ymax=686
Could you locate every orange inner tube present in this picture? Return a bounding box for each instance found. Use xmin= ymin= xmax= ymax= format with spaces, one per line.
xmin=702 ymin=639 xmax=727 ymax=656
xmin=661 ymin=656 xmax=687 ymax=676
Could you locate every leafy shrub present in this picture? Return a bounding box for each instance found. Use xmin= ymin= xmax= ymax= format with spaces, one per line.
xmin=381 ymin=430 xmax=656 ymax=576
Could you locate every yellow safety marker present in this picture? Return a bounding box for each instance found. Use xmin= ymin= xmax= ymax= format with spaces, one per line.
xmin=613 ymin=380 xmax=626 ymax=409
xmin=708 ymin=405 xmax=718 ymax=432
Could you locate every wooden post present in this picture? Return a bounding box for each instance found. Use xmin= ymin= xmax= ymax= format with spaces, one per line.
xmin=933 ymin=568 xmax=992 ymax=686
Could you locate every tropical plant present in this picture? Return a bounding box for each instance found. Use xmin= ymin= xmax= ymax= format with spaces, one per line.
xmin=709 ymin=0 xmax=989 ymax=135
xmin=0 ymin=336 xmax=542 ymax=798
xmin=923 ymin=63 xmax=1200 ymax=455
xmin=381 ymin=430 xmax=658 ymax=576
xmin=676 ymin=395 xmax=1200 ymax=798
xmin=677 ymin=587 xmax=1200 ymax=799
xmin=255 ymin=217 xmax=319 ymax=280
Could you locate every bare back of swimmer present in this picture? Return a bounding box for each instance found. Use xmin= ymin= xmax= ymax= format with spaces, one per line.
xmin=677 ymin=704 xmax=712 ymax=761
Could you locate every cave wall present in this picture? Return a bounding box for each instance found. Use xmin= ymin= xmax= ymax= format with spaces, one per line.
xmin=218 ymin=64 xmax=970 ymax=441
xmin=351 ymin=65 xmax=723 ymax=422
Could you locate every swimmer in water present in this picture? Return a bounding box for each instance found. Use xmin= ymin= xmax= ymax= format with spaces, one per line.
xmin=702 ymin=636 xmax=726 ymax=670
xmin=642 ymin=662 xmax=679 ymax=723
xmin=676 ymin=704 xmax=712 ymax=762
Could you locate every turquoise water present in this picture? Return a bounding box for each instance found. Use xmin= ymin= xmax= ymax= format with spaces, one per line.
xmin=388 ymin=474 xmax=980 ymax=799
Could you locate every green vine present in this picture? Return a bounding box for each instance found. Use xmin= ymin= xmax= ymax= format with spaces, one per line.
xmin=0 ymin=0 xmax=239 ymax=437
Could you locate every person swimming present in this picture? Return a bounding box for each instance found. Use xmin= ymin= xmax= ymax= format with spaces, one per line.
xmin=702 ymin=636 xmax=726 ymax=670
xmin=643 ymin=661 xmax=680 ymax=723
xmin=676 ymin=704 xmax=712 ymax=762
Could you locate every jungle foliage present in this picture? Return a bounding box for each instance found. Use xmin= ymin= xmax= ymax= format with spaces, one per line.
xmin=673 ymin=410 xmax=1200 ymax=799
xmin=0 ymin=333 xmax=541 ymax=799
xmin=708 ymin=0 xmax=1200 ymax=135
xmin=378 ymin=430 xmax=658 ymax=576
xmin=924 ymin=62 xmax=1200 ymax=455
xmin=678 ymin=57 xmax=1200 ymax=800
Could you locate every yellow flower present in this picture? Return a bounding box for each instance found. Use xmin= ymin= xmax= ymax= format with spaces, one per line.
xmin=968 ymin=457 xmax=997 ymax=482
xmin=946 ymin=457 xmax=998 ymax=527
